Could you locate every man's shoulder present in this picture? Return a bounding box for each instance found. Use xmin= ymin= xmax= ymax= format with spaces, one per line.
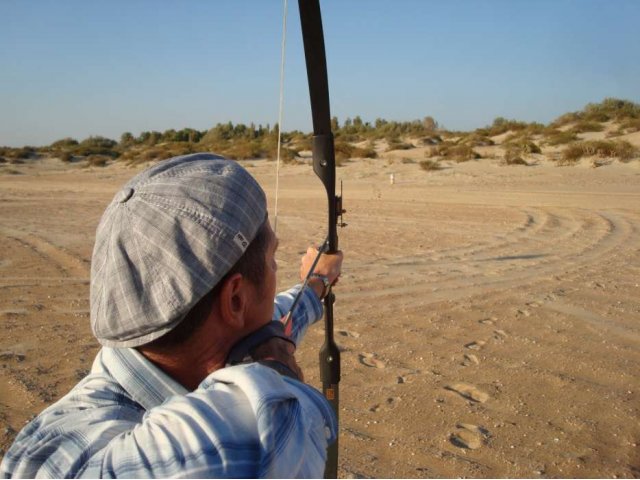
xmin=0 ymin=371 xmax=144 ymax=478
xmin=1 ymin=360 xmax=336 ymax=478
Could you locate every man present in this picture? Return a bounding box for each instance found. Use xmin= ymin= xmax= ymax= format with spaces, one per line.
xmin=0 ymin=153 xmax=343 ymax=478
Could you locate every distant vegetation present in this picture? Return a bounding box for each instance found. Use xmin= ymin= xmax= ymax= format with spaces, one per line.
xmin=425 ymin=142 xmax=481 ymax=163
xmin=552 ymin=98 xmax=640 ymax=127
xmin=419 ymin=159 xmax=442 ymax=171
xmin=1 ymin=98 xmax=638 ymax=169
xmin=560 ymin=140 xmax=636 ymax=165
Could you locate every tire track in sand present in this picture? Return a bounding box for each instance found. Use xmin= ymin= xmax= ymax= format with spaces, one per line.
xmin=0 ymin=227 xmax=89 ymax=282
xmin=341 ymin=208 xmax=636 ymax=306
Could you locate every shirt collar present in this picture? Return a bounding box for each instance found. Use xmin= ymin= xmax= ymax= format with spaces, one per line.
xmin=99 ymin=347 xmax=188 ymax=410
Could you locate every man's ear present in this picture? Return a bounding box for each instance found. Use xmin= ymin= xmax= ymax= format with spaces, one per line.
xmin=218 ymin=273 xmax=248 ymax=330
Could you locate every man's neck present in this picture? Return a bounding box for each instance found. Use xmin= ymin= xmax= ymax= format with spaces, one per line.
xmin=139 ymin=337 xmax=231 ymax=391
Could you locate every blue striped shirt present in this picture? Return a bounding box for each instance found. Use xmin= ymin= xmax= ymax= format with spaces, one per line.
xmin=0 ymin=285 xmax=336 ymax=478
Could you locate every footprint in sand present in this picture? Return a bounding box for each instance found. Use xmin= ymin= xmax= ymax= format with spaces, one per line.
xmin=478 ymin=318 xmax=495 ymax=325
xmin=359 ymin=353 xmax=386 ymax=369
xmin=338 ymin=330 xmax=361 ymax=339
xmin=386 ymin=396 xmax=401 ymax=409
xmin=445 ymin=382 xmax=490 ymax=403
xmin=493 ymin=329 xmax=508 ymax=339
xmin=397 ymin=369 xmax=421 ymax=384
xmin=464 ymin=340 xmax=486 ymax=351
xmin=462 ymin=353 xmax=480 ymax=366
xmin=450 ymin=423 xmax=490 ymax=450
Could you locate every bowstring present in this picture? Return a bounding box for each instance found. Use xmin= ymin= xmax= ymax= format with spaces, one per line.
xmin=273 ymin=0 xmax=288 ymax=235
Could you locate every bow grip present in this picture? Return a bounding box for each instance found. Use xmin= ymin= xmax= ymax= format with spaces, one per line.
xmin=312 ymin=133 xmax=339 ymax=253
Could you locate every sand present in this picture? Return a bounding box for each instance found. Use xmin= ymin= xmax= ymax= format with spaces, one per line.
xmin=0 ymin=153 xmax=639 ymax=477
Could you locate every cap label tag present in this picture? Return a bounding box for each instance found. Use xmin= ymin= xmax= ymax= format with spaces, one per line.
xmin=233 ymin=232 xmax=249 ymax=252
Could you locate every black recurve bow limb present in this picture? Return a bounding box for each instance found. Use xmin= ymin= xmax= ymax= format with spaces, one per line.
xmin=298 ymin=0 xmax=343 ymax=477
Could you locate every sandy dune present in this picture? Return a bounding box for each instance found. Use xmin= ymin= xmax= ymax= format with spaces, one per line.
xmin=1 ymin=156 xmax=639 ymax=477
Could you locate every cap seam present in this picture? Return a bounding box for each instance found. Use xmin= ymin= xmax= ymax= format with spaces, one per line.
xmin=140 ymin=192 xmax=259 ymax=251
xmin=135 ymin=163 xmax=229 ymax=190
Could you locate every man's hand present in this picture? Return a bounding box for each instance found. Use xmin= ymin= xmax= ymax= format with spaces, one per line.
xmin=250 ymin=337 xmax=304 ymax=382
xmin=300 ymin=247 xmax=343 ymax=299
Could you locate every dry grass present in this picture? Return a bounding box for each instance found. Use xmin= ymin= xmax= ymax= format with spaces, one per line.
xmin=615 ymin=118 xmax=640 ymax=134
xmin=570 ymin=121 xmax=605 ymax=133
xmin=502 ymin=147 xmax=529 ymax=166
xmin=419 ymin=159 xmax=442 ymax=171
xmin=543 ymin=130 xmax=578 ymax=146
xmin=0 ymin=167 xmax=23 ymax=175
xmin=420 ymin=135 xmax=443 ymax=145
xmin=86 ymin=155 xmax=110 ymax=167
xmin=427 ymin=143 xmax=480 ymax=163
xmin=561 ymin=140 xmax=638 ymax=164
xmin=460 ymin=133 xmax=495 ymax=147
xmin=504 ymin=136 xmax=541 ymax=154
xmin=351 ymin=145 xmax=377 ymax=159
xmin=386 ymin=140 xmax=414 ymax=152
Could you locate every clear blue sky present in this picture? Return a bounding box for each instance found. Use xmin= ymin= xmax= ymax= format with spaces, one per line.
xmin=1 ymin=0 xmax=639 ymax=147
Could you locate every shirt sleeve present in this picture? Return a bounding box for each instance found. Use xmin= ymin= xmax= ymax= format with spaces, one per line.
xmin=272 ymin=284 xmax=323 ymax=345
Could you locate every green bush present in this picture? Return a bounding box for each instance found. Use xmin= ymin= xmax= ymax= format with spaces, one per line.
xmin=140 ymin=148 xmax=166 ymax=161
xmin=50 ymin=137 xmax=79 ymax=149
xmin=222 ymin=140 xmax=263 ymax=160
xmin=59 ymin=151 xmax=74 ymax=162
xmin=583 ymin=98 xmax=640 ymax=122
xmin=74 ymin=145 xmax=120 ymax=158
xmin=475 ymin=117 xmax=531 ymax=137
xmin=5 ymin=147 xmax=35 ymax=159
xmin=553 ymin=98 xmax=640 ymax=128
xmin=79 ymin=136 xmax=117 ymax=149
xmin=551 ymin=112 xmax=580 ymax=127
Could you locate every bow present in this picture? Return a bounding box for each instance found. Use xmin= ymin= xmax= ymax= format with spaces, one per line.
xmin=298 ymin=1 xmax=342 ymax=477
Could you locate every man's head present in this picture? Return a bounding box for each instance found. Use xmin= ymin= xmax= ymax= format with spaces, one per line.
xmin=140 ymin=219 xmax=277 ymax=352
xmin=90 ymin=153 xmax=269 ymax=348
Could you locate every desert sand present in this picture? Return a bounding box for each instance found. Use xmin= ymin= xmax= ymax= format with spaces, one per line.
xmin=1 ymin=145 xmax=639 ymax=477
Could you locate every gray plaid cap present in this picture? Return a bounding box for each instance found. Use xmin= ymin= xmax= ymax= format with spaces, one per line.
xmin=90 ymin=153 xmax=267 ymax=348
